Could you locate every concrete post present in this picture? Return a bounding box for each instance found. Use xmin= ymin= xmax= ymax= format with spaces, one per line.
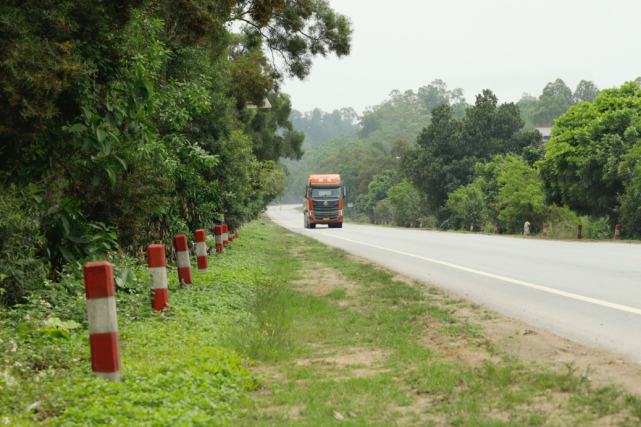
xmin=194 ymin=230 xmax=208 ymax=272
xmin=84 ymin=261 xmax=121 ymax=382
xmin=147 ymin=244 xmax=168 ymax=311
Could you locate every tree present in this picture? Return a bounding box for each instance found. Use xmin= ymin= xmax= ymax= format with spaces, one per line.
xmin=401 ymin=90 xmax=539 ymax=216
xmin=290 ymin=107 xmax=359 ymax=146
xmin=417 ymin=79 xmax=469 ymax=119
xmin=538 ymin=81 xmax=641 ymax=217
xmin=574 ymin=80 xmax=600 ymax=104
xmin=542 ymin=78 xmax=574 ymax=104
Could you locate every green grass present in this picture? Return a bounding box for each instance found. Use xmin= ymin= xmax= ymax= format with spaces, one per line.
xmin=229 ymin=216 xmax=641 ymax=426
xmin=2 ymin=220 xmax=640 ymax=425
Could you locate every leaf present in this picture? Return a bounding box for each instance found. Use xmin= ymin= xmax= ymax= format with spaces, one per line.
xmin=59 ymin=246 xmax=75 ymax=262
xmin=0 ymin=274 xmax=7 ymax=282
xmin=68 ymin=123 xmax=88 ymax=133
xmin=82 ymin=138 xmax=95 ymax=150
xmin=140 ymin=119 xmax=157 ymax=132
xmin=92 ymin=174 xmax=102 ymax=186
xmin=90 ymin=115 xmax=102 ymax=124
xmin=113 ymin=155 xmax=127 ymax=171
xmin=32 ymin=195 xmax=43 ymax=203
xmin=96 ymin=128 xmax=108 ymax=143
xmin=104 ymin=140 xmax=112 ymax=156
xmin=105 ymin=167 xmax=117 ymax=189
xmin=80 ymin=107 xmax=93 ymax=121
xmin=60 ymin=211 xmax=72 ymax=236
xmin=105 ymin=112 xmax=116 ymax=128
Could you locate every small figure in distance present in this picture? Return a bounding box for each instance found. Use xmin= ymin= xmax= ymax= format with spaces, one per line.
xmin=524 ymin=221 xmax=530 ymax=236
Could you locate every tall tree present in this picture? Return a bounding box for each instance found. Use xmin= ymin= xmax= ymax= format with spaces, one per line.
xmin=574 ymin=80 xmax=600 ymax=104
xmin=401 ymin=90 xmax=539 ymax=215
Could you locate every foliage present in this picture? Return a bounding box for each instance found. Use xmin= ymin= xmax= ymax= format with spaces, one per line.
xmin=402 ymin=90 xmax=540 ymax=217
xmin=518 ymin=78 xmax=600 ymax=129
xmin=385 ymin=180 xmax=422 ymax=226
xmin=0 ymin=186 xmax=48 ymax=305
xmin=447 ymin=155 xmax=575 ymax=234
xmin=290 ymin=108 xmax=359 ymax=147
xmin=417 ymin=79 xmax=469 ymax=119
xmin=538 ymin=81 xmax=641 ymax=218
xmin=0 ymin=222 xmax=280 ymax=425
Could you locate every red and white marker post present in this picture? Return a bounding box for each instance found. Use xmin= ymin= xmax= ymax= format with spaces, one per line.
xmin=222 ymin=225 xmax=229 ymax=246
xmin=481 ymin=223 xmax=485 ymax=233
xmin=470 ymin=223 xmax=474 ymax=232
xmin=173 ymin=234 xmax=193 ymax=287
xmin=84 ymin=261 xmax=121 ymax=382
xmin=543 ymin=223 xmax=548 ymax=237
xmin=615 ymin=224 xmax=621 ymax=240
xmin=147 ymin=244 xmax=168 ymax=312
xmin=577 ymin=224 xmax=582 ymax=240
xmin=215 ymin=225 xmax=224 ymax=253
xmin=411 ymin=221 xmax=414 ymax=228
xmin=493 ymin=223 xmax=498 ymax=234
xmin=195 ymin=229 xmax=208 ymax=273
xmin=420 ymin=220 xmax=423 ymax=228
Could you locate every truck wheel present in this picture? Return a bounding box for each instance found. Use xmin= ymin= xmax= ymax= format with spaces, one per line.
xmin=337 ymin=223 xmax=343 ymax=229
xmin=310 ymin=223 xmax=316 ymax=229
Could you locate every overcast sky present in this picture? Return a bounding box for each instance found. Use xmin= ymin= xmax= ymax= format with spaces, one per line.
xmin=281 ymin=0 xmax=641 ymax=115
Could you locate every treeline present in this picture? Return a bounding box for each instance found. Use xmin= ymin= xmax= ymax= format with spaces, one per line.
xmin=287 ymin=77 xmax=641 ymax=240
xmin=0 ymin=0 xmax=353 ymax=305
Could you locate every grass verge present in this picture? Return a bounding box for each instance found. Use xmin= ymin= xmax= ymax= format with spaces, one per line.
xmin=231 ymin=215 xmax=641 ymax=426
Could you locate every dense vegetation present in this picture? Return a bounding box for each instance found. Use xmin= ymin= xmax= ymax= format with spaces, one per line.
xmin=0 ymin=0 xmax=353 ymax=305
xmin=286 ymin=77 xmax=641 ymax=239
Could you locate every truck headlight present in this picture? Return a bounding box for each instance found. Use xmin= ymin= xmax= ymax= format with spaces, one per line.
xmin=308 ymin=211 xmax=314 ymax=217
xmin=339 ymin=209 xmax=343 ymax=216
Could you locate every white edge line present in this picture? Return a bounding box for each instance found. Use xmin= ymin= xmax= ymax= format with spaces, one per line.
xmin=314 ymin=233 xmax=641 ymax=317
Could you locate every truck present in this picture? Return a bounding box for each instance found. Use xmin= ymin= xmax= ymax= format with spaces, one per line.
xmin=303 ymin=174 xmax=345 ymax=229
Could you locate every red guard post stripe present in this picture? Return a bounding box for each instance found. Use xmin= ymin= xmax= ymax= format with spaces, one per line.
xmin=90 ymin=332 xmax=121 ymax=372
xmin=147 ymin=244 xmax=166 ymax=268
xmin=84 ymin=262 xmax=115 ymax=300
xmin=195 ymin=229 xmax=206 ymax=243
xmin=178 ymin=266 xmax=193 ymax=285
xmin=173 ymin=234 xmax=188 ymax=252
xmin=197 ymin=257 xmax=208 ymax=270
xmin=151 ymin=288 xmax=169 ymax=311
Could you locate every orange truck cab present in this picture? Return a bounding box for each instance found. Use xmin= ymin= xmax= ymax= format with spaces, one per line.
xmin=303 ymin=174 xmax=345 ymax=229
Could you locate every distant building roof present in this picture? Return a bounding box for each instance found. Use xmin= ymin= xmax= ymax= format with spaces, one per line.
xmin=533 ymin=126 xmax=553 ymax=142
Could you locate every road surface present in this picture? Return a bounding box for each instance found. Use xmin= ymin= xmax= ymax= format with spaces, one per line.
xmin=267 ymin=204 xmax=641 ymax=361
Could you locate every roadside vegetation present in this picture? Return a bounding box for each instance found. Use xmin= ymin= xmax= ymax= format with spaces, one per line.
xmin=285 ymin=78 xmax=641 ymax=241
xmin=4 ymin=219 xmax=640 ymax=425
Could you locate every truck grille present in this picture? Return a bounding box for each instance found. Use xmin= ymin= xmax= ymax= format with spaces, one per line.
xmin=312 ymin=200 xmax=339 ymax=220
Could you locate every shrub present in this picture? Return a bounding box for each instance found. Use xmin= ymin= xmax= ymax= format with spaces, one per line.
xmin=0 ymin=186 xmax=48 ymax=305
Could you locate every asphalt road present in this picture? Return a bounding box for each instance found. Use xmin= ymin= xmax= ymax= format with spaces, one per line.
xmin=267 ymin=204 xmax=641 ymax=361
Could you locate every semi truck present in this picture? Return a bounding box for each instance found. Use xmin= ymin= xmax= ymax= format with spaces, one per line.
xmin=303 ymin=174 xmax=345 ymax=229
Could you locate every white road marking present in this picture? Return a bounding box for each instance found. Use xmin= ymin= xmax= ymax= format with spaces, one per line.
xmin=317 ymin=233 xmax=641 ymax=317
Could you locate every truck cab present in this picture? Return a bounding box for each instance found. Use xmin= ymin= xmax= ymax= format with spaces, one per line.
xmin=303 ymin=174 xmax=345 ymax=229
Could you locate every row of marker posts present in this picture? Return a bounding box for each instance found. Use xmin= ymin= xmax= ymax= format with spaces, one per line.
xmin=469 ymin=222 xmax=623 ymax=240
xmin=84 ymin=224 xmax=239 ymax=382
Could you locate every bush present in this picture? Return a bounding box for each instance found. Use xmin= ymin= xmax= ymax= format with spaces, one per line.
xmin=0 ymin=186 xmax=48 ymax=305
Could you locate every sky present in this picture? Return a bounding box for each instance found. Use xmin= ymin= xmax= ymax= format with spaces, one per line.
xmin=281 ymin=0 xmax=641 ymax=115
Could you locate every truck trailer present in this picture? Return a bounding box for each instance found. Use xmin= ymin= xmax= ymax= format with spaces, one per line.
xmin=303 ymin=174 xmax=345 ymax=229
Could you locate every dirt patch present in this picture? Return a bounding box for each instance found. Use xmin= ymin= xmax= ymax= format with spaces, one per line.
xmin=295 ymin=347 xmax=392 ymax=378
xmin=342 ymin=253 xmax=641 ymax=396
xmin=290 ymin=264 xmax=362 ymax=299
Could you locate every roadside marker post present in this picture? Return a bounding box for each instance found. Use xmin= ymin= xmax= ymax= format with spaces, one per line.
xmin=481 ymin=222 xmax=485 ymax=233
xmin=215 ymin=225 xmax=224 ymax=253
xmin=194 ymin=230 xmax=208 ymax=272
xmin=577 ymin=224 xmax=582 ymax=240
xmin=615 ymin=224 xmax=620 ymax=240
xmin=84 ymin=261 xmax=121 ymax=382
xmin=411 ymin=221 xmax=414 ymax=228
xmin=420 ymin=220 xmax=423 ymax=228
xmin=543 ymin=223 xmax=548 ymax=237
xmin=494 ymin=223 xmax=498 ymax=234
xmin=173 ymin=234 xmax=193 ymax=287
xmin=470 ymin=223 xmax=474 ymax=232
xmin=222 ymin=225 xmax=229 ymax=246
xmin=147 ymin=245 xmax=169 ymax=312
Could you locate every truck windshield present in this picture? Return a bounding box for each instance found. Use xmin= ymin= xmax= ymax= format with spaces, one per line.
xmin=311 ymin=187 xmax=341 ymax=198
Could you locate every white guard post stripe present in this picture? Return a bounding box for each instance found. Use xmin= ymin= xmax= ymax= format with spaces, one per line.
xmin=319 ymin=233 xmax=641 ymax=317
xmin=196 ymin=241 xmax=207 ymax=257
xmin=96 ymin=371 xmax=121 ymax=382
xmin=215 ymin=235 xmax=223 ymax=244
xmin=176 ymin=251 xmax=190 ymax=268
xmin=87 ymin=296 xmax=119 ymax=334
xmin=223 ymin=232 xmax=228 ymax=241
xmin=149 ymin=267 xmax=168 ymax=289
